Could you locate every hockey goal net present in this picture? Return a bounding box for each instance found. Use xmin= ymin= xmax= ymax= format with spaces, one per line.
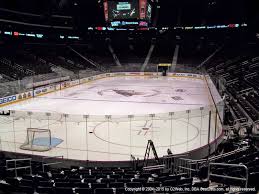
xmin=20 ymin=128 xmax=52 ymax=152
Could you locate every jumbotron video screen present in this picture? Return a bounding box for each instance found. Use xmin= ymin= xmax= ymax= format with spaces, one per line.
xmin=103 ymin=0 xmax=152 ymax=22
xmin=108 ymin=1 xmax=139 ymax=21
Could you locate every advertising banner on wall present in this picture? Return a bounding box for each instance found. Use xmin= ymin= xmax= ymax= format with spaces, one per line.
xmin=0 ymin=95 xmax=17 ymax=105
xmin=0 ymin=91 xmax=33 ymax=107
xmin=103 ymin=0 xmax=109 ymax=21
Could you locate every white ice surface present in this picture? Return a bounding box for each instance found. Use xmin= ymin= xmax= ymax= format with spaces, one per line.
xmin=2 ymin=76 xmax=220 ymax=115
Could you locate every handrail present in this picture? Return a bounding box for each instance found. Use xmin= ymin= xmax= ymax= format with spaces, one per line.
xmin=6 ymin=158 xmax=32 ymax=177
xmin=143 ymin=164 xmax=165 ymax=171
xmin=175 ymin=146 xmax=249 ymax=177
xmin=6 ymin=158 xmax=33 ymax=162
xmin=208 ymin=146 xmax=249 ymax=162
xmin=42 ymin=155 xmax=63 ymax=172
xmin=42 ymin=155 xmax=64 ymax=160
xmin=208 ymin=162 xmax=249 ymax=188
xmin=176 ymin=157 xmax=205 ymax=177
xmin=68 ymin=46 xmax=107 ymax=72
xmin=162 ymin=153 xmax=189 ymax=159
xmin=162 ymin=153 xmax=189 ymax=173
xmin=191 ymin=146 xmax=248 ymax=164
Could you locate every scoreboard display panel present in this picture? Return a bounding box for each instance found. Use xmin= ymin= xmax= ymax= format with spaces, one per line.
xmin=103 ymin=0 xmax=152 ymax=23
xmin=108 ymin=1 xmax=139 ymax=21
xmin=146 ymin=3 xmax=152 ymax=21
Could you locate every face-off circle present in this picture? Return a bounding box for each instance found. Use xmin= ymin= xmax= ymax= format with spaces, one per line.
xmin=92 ymin=119 xmax=199 ymax=148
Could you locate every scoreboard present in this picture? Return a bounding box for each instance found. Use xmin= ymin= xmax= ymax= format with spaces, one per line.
xmin=107 ymin=1 xmax=139 ymax=21
xmin=103 ymin=0 xmax=152 ymax=24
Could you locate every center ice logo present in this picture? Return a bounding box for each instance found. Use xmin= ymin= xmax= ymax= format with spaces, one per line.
xmin=97 ymin=88 xmax=160 ymax=97
xmin=113 ymin=89 xmax=144 ymax=97
xmin=175 ymin=88 xmax=186 ymax=93
xmin=171 ymin=96 xmax=184 ymax=101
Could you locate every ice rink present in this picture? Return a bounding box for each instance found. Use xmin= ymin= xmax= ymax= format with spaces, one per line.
xmin=0 ymin=75 xmax=223 ymax=161
xmin=2 ymin=76 xmax=217 ymax=115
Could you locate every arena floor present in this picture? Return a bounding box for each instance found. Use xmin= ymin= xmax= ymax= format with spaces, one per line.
xmin=0 ymin=75 xmax=223 ymax=161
